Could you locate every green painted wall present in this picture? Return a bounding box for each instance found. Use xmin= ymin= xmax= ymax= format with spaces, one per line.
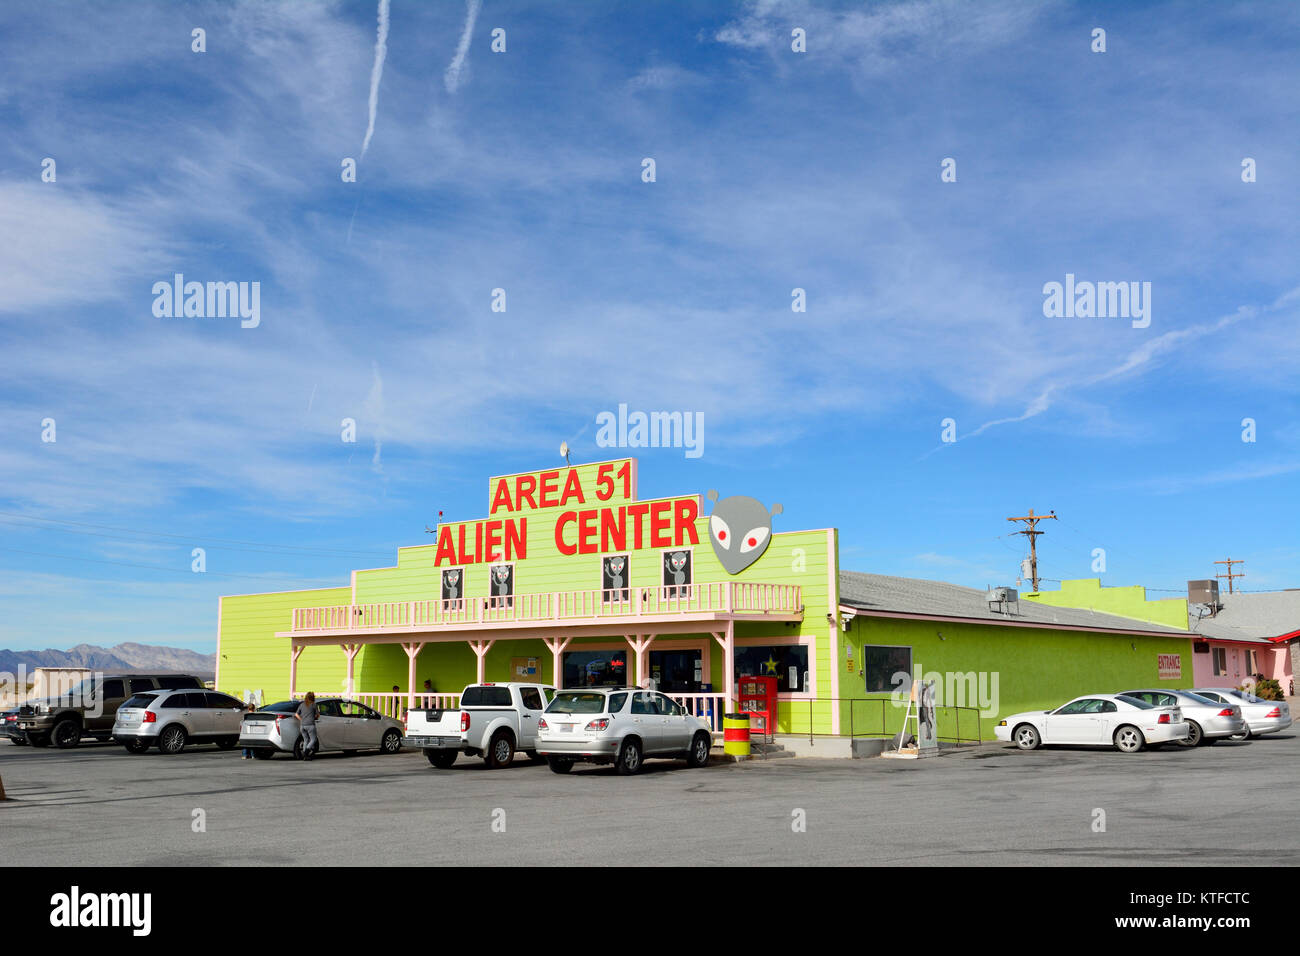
xmin=1024 ymin=578 xmax=1189 ymax=630
xmin=217 ymin=459 xmax=835 ymax=716
xmin=217 ymin=587 xmax=351 ymax=701
xmin=838 ymin=615 xmax=1195 ymax=741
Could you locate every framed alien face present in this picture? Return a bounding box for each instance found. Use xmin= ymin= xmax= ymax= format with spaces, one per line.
xmin=705 ymin=491 xmax=782 ymax=574
xmin=488 ymin=563 xmax=514 ymax=608
xmin=662 ymin=548 xmax=692 ymax=596
xmin=601 ymin=554 xmax=630 ymax=603
xmin=441 ymin=568 xmax=464 ymax=604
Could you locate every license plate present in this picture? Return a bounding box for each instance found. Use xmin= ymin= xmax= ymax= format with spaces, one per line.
xmin=247 ymin=725 xmax=268 ymax=735
xmin=561 ymin=724 xmax=575 ymax=732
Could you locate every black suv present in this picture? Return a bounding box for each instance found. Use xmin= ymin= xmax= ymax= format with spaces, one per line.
xmin=17 ymin=674 xmax=206 ymax=748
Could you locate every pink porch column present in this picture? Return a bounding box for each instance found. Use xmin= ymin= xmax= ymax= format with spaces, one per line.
xmin=711 ymin=623 xmax=735 ymax=711
xmin=401 ymin=641 xmax=424 ymax=710
xmin=341 ymin=643 xmax=362 ymax=698
xmin=469 ymin=639 xmax=496 ymax=684
xmin=626 ymin=634 xmax=655 ymax=687
xmin=544 ymin=636 xmax=573 ymax=688
xmin=289 ymin=644 xmax=305 ymax=697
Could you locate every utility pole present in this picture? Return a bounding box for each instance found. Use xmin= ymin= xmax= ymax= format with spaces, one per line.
xmin=1215 ymin=558 xmax=1245 ymax=594
xmin=1007 ymin=509 xmax=1057 ymax=593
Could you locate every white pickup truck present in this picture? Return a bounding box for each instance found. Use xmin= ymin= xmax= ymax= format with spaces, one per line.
xmin=404 ymin=682 xmax=556 ymax=769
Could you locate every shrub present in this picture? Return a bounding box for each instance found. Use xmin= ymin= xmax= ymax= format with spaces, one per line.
xmin=1244 ymin=678 xmax=1284 ymax=701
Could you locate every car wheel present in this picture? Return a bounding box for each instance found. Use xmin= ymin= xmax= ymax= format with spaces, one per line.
xmin=547 ymin=756 xmax=574 ymax=774
xmin=52 ymin=718 xmax=82 ymax=749
xmin=1113 ymin=725 xmax=1145 ymax=753
xmin=615 ymin=737 xmax=643 ymax=775
xmin=381 ymin=729 xmax=402 ymax=754
xmin=123 ymin=739 xmax=150 ymax=754
xmin=1013 ymin=724 xmax=1041 ymax=751
xmin=686 ymin=732 xmax=711 ymax=768
xmin=484 ymin=730 xmax=515 ymax=768
xmin=293 ymin=738 xmax=305 ymax=760
xmin=426 ymin=749 xmax=458 ymax=768
xmin=1179 ymin=721 xmax=1202 ymax=747
xmin=251 ymin=749 xmax=274 ymax=760
xmin=159 ymin=726 xmax=187 ymax=754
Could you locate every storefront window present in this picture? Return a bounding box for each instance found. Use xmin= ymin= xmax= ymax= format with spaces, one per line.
xmin=734 ymin=644 xmax=809 ymax=693
xmin=562 ymin=650 xmax=628 ymax=688
xmin=1212 ymin=647 xmax=1227 ymax=676
xmin=863 ymin=644 xmax=912 ymax=694
xmin=649 ymin=649 xmax=703 ymax=692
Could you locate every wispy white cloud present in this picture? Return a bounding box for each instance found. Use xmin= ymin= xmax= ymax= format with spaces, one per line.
xmin=361 ymin=0 xmax=391 ymax=157
xmin=444 ymin=0 xmax=482 ymax=94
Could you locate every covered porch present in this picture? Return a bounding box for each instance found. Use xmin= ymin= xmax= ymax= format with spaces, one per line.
xmin=279 ymin=582 xmax=803 ymax=731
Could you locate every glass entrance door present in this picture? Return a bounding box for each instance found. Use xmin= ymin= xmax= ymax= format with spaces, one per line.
xmin=648 ymin=649 xmax=703 ymax=693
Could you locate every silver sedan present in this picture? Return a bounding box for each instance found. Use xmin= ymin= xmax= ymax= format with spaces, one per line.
xmin=238 ymin=698 xmax=404 ymax=759
xmin=1191 ymin=688 xmax=1293 ymax=738
xmin=1117 ymin=689 xmax=1245 ymax=746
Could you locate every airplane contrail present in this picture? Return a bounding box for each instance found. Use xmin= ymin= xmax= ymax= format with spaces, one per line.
xmin=361 ymin=0 xmax=391 ymax=157
xmin=444 ymin=0 xmax=481 ymax=94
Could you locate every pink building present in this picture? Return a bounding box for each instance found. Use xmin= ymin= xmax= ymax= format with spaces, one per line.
xmin=1188 ymin=590 xmax=1298 ymax=696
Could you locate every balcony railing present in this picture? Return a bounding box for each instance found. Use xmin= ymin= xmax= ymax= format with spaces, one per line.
xmin=290 ymin=582 xmax=801 ymax=633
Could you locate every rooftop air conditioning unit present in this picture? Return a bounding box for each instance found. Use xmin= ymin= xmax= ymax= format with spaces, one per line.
xmin=987 ymin=587 xmax=1019 ymax=614
xmin=1188 ymin=579 xmax=1220 ymax=611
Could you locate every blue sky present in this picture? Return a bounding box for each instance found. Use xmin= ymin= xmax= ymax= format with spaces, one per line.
xmin=1 ymin=0 xmax=1297 ymax=653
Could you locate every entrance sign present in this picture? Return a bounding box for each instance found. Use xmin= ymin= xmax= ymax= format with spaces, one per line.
xmin=1157 ymin=654 xmax=1182 ymax=680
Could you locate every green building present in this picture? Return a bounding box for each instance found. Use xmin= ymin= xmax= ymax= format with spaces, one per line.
xmin=216 ymin=459 xmax=1195 ymax=743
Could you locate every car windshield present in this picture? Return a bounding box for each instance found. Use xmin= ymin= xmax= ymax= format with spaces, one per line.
xmin=1181 ymin=692 xmax=1220 ymax=706
xmin=1115 ymin=695 xmax=1154 ymax=709
xmin=1229 ymin=690 xmax=1264 ymax=703
xmin=122 ymin=694 xmax=158 ymax=708
xmin=263 ymin=700 xmax=299 ymax=713
xmin=546 ymin=692 xmax=609 ymax=715
xmin=461 ymin=686 xmax=513 ymax=707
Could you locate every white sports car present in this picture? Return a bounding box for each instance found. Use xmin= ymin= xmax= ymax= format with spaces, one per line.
xmin=996 ymin=693 xmax=1189 ymax=753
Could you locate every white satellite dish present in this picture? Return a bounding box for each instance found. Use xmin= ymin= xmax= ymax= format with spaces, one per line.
xmin=560 ymin=441 xmax=571 ymax=465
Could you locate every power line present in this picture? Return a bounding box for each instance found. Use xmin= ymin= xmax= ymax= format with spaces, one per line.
xmin=1006 ymin=508 xmax=1057 ymax=593
xmin=1215 ymin=558 xmax=1245 ymax=594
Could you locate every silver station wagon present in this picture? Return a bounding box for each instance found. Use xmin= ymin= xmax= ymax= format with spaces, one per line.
xmin=113 ymin=689 xmax=247 ymax=754
xmin=536 ymin=687 xmax=713 ymax=775
xmin=238 ymin=698 xmax=404 ymax=759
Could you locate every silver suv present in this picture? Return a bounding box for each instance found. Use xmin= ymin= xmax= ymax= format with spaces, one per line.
xmin=536 ymin=687 xmax=713 ymax=775
xmin=113 ymin=688 xmax=248 ymax=754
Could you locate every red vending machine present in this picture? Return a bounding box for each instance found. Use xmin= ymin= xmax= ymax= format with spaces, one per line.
xmin=738 ymin=676 xmax=778 ymax=743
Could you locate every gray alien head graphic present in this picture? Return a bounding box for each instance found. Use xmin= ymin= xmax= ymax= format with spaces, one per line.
xmin=705 ymin=490 xmax=783 ymax=574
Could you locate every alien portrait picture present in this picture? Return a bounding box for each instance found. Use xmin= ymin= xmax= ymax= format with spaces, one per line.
xmin=663 ymin=549 xmax=692 ymax=597
xmin=602 ymin=554 xmax=630 ymax=603
xmin=488 ymin=563 xmax=514 ymax=609
xmin=440 ymin=568 xmax=464 ymax=608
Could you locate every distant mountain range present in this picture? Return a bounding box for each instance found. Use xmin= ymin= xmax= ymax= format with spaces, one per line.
xmin=0 ymin=642 xmax=216 ymax=679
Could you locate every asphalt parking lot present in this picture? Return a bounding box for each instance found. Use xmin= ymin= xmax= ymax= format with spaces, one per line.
xmin=1 ymin=732 xmax=1297 ymax=866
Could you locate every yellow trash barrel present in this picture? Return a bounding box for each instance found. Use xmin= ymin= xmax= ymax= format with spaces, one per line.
xmin=723 ymin=713 xmax=751 ymax=758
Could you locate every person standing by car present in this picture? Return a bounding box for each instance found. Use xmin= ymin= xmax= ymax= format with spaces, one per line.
xmin=296 ymin=692 xmax=320 ymax=761
xmin=241 ymin=699 xmax=259 ymax=759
